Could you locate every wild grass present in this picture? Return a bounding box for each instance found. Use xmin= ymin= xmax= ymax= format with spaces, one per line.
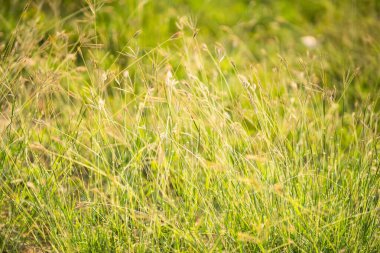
xmin=0 ymin=0 xmax=379 ymax=252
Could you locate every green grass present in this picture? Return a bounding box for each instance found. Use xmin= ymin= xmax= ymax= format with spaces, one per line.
xmin=0 ymin=0 xmax=379 ymax=252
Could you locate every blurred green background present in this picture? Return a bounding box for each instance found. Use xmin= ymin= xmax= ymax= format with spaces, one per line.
xmin=1 ymin=0 xmax=379 ymax=112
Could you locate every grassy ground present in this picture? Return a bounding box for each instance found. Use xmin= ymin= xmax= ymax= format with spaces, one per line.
xmin=0 ymin=0 xmax=379 ymax=252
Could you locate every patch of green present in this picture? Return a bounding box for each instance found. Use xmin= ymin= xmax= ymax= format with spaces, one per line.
xmin=0 ymin=0 xmax=379 ymax=252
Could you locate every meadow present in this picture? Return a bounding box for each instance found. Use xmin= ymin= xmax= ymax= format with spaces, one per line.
xmin=0 ymin=0 xmax=379 ymax=252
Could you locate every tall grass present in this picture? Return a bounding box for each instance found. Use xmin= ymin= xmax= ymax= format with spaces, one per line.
xmin=0 ymin=0 xmax=379 ymax=252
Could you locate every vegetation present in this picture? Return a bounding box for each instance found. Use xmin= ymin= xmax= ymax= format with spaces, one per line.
xmin=0 ymin=0 xmax=379 ymax=252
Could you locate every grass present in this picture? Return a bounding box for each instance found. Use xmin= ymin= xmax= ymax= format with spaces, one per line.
xmin=0 ymin=0 xmax=379 ymax=252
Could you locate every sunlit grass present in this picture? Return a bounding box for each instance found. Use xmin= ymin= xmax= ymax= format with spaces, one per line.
xmin=0 ymin=0 xmax=379 ymax=252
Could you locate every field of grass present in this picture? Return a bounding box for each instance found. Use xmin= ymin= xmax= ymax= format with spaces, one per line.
xmin=0 ymin=0 xmax=379 ymax=252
